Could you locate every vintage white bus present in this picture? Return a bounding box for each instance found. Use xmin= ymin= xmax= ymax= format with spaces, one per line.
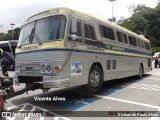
xmin=13 ymin=7 xmax=152 ymax=93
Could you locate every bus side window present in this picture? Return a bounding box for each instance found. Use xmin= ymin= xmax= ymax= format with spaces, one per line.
xmin=0 ymin=43 xmax=11 ymax=53
xmin=99 ymin=25 xmax=115 ymax=40
xmin=137 ymin=39 xmax=144 ymax=48
xmin=129 ymin=36 xmax=137 ymax=46
xmin=144 ymin=42 xmax=151 ymax=50
xmin=84 ymin=23 xmax=97 ymax=46
xmin=69 ymin=18 xmax=82 ymax=43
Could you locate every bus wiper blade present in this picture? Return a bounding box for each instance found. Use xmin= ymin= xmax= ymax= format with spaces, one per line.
xmin=18 ymin=27 xmax=36 ymax=48
xmin=18 ymin=35 xmax=31 ymax=48
xmin=32 ymin=33 xmax=42 ymax=45
xmin=18 ymin=33 xmax=42 ymax=48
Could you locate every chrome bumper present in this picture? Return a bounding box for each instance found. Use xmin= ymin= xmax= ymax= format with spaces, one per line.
xmin=43 ymin=76 xmax=69 ymax=88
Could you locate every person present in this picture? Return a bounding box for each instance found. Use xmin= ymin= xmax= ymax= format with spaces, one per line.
xmin=154 ymin=57 xmax=158 ymax=68
xmin=1 ymin=57 xmax=9 ymax=77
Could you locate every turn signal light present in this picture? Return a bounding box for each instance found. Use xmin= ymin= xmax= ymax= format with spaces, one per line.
xmin=54 ymin=66 xmax=60 ymax=71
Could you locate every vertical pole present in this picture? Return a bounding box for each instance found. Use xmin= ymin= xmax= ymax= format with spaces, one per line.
xmin=112 ymin=1 xmax=113 ymax=21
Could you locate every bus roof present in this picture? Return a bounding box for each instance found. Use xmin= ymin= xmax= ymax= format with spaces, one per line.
xmin=23 ymin=7 xmax=150 ymax=43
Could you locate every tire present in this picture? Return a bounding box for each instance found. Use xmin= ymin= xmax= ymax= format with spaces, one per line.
xmin=138 ymin=64 xmax=143 ymax=79
xmin=85 ymin=66 xmax=103 ymax=93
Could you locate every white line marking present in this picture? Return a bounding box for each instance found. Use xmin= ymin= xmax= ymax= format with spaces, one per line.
xmin=140 ymin=84 xmax=160 ymax=91
xmin=6 ymin=106 xmax=19 ymax=111
xmin=146 ymin=78 xmax=160 ymax=81
xmin=7 ymin=103 xmax=29 ymax=120
xmin=132 ymin=84 xmax=148 ymax=89
xmin=122 ymin=83 xmax=160 ymax=91
xmin=94 ymin=95 xmax=160 ymax=109
xmin=24 ymin=106 xmax=36 ymax=120
xmin=6 ymin=103 xmax=71 ymax=120
xmin=150 ymin=85 xmax=160 ymax=89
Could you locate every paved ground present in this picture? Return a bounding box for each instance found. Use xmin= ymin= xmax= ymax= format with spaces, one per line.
xmin=1 ymin=66 xmax=160 ymax=120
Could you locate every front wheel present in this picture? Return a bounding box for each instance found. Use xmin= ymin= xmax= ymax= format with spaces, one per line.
xmin=85 ymin=66 xmax=103 ymax=93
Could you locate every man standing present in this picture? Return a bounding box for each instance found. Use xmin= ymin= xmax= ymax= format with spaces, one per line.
xmin=154 ymin=57 xmax=159 ymax=68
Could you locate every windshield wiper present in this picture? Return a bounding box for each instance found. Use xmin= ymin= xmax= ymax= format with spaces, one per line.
xmin=31 ymin=33 xmax=42 ymax=45
xmin=18 ymin=35 xmax=31 ymax=48
xmin=18 ymin=32 xmax=42 ymax=48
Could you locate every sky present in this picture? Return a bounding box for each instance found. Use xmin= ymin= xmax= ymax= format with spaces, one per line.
xmin=0 ymin=0 xmax=158 ymax=32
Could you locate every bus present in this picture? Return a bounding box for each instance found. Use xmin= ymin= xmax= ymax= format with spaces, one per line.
xmin=13 ymin=7 xmax=152 ymax=93
xmin=0 ymin=40 xmax=18 ymax=70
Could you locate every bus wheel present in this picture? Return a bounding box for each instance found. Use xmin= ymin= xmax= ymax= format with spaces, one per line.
xmin=138 ymin=64 xmax=143 ymax=79
xmin=85 ymin=66 xmax=103 ymax=93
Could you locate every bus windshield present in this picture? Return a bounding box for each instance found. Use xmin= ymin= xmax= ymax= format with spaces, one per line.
xmin=17 ymin=15 xmax=66 ymax=47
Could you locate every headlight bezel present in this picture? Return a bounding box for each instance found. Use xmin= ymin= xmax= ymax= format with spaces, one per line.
xmin=40 ymin=64 xmax=52 ymax=73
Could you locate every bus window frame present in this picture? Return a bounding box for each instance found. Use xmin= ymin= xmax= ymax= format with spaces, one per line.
xmin=68 ymin=17 xmax=84 ymax=45
xmin=83 ymin=22 xmax=98 ymax=46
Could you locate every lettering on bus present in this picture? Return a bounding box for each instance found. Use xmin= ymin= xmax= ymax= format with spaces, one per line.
xmin=111 ymin=46 xmax=124 ymax=51
xmin=22 ymin=45 xmax=38 ymax=51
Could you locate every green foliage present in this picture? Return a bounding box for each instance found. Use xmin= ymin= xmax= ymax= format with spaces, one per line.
xmin=121 ymin=3 xmax=160 ymax=48
xmin=0 ymin=27 xmax=20 ymax=41
xmin=152 ymin=47 xmax=160 ymax=53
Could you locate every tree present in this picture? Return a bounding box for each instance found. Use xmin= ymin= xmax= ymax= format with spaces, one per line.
xmin=122 ymin=14 xmax=147 ymax=35
xmin=0 ymin=27 xmax=21 ymax=41
xmin=121 ymin=4 xmax=160 ymax=50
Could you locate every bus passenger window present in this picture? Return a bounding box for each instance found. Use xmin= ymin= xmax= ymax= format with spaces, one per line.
xmin=112 ymin=60 xmax=116 ymax=70
xmin=116 ymin=31 xmax=128 ymax=44
xmin=84 ymin=23 xmax=97 ymax=46
xmin=99 ymin=25 xmax=115 ymax=40
xmin=69 ymin=18 xmax=82 ymax=43
xmin=123 ymin=34 xmax=128 ymax=43
xmin=116 ymin=31 xmax=122 ymax=42
xmin=107 ymin=60 xmax=111 ymax=70
xmin=144 ymin=42 xmax=150 ymax=50
xmin=129 ymin=36 xmax=137 ymax=46
xmin=137 ymin=39 xmax=144 ymax=48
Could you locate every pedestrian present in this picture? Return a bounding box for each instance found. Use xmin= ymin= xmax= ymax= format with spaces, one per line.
xmin=154 ymin=57 xmax=158 ymax=68
xmin=1 ymin=57 xmax=9 ymax=77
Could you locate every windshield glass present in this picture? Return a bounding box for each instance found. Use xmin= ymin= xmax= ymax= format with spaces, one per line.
xmin=18 ymin=15 xmax=66 ymax=46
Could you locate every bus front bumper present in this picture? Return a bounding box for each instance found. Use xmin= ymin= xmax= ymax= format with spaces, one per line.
xmin=13 ymin=75 xmax=70 ymax=88
xmin=43 ymin=76 xmax=69 ymax=88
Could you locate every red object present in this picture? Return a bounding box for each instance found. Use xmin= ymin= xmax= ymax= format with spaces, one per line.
xmin=0 ymin=93 xmax=4 ymax=110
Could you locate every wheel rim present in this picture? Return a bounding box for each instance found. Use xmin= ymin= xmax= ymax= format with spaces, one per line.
xmin=89 ymin=71 xmax=100 ymax=87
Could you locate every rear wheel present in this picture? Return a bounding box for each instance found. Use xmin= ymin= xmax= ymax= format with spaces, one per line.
xmin=85 ymin=66 xmax=103 ymax=93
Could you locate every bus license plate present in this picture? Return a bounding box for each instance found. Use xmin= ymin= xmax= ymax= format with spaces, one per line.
xmin=26 ymin=67 xmax=33 ymax=71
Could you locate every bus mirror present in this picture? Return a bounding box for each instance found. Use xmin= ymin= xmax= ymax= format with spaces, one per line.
xmin=71 ymin=34 xmax=77 ymax=41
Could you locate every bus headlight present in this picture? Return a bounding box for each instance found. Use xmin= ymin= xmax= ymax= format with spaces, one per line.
xmin=40 ymin=64 xmax=52 ymax=73
xmin=46 ymin=65 xmax=52 ymax=73
xmin=15 ymin=65 xmax=21 ymax=73
xmin=40 ymin=65 xmax=46 ymax=73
